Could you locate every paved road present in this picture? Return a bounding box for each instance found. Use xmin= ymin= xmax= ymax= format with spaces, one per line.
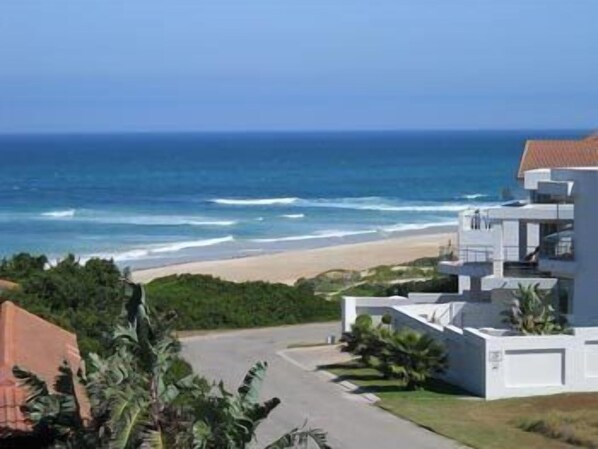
xmin=182 ymin=322 xmax=461 ymax=449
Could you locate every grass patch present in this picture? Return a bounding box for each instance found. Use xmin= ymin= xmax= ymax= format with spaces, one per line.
xmin=518 ymin=412 xmax=598 ymax=448
xmin=323 ymin=362 xmax=598 ymax=449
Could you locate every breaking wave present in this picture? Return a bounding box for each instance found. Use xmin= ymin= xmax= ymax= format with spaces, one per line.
xmin=38 ymin=209 xmax=236 ymax=227
xmin=210 ymin=196 xmax=491 ymax=213
xmin=281 ymin=214 xmax=305 ymax=219
xmin=41 ymin=209 xmax=76 ymax=218
xmin=460 ymin=193 xmax=489 ymax=200
xmin=86 ymin=236 xmax=235 ymax=262
xmin=251 ymin=229 xmax=377 ymax=243
xmin=211 ymin=197 xmax=298 ymax=206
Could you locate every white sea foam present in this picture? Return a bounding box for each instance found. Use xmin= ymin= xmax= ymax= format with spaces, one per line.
xmin=379 ymin=220 xmax=457 ymax=233
xmin=210 ymin=196 xmax=490 ymax=213
xmin=298 ymin=198 xmax=480 ymax=212
xmin=87 ymin=236 xmax=235 ymax=262
xmin=211 ymin=197 xmax=298 ymax=206
xmin=151 ymin=236 xmax=235 ymax=253
xmin=281 ymin=214 xmax=305 ymax=219
xmin=39 ymin=209 xmax=236 ymax=227
xmin=252 ymin=229 xmax=377 ymax=243
xmin=460 ymin=193 xmax=488 ymax=200
xmin=252 ymin=220 xmax=456 ymax=244
xmin=41 ymin=209 xmax=76 ymax=218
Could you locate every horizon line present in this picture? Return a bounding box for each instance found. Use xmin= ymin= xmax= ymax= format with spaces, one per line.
xmin=0 ymin=127 xmax=594 ymax=137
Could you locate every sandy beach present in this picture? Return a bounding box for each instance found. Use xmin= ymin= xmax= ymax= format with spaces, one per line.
xmin=133 ymin=229 xmax=455 ymax=284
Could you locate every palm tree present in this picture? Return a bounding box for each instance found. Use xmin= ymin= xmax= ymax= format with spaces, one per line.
xmin=14 ymin=282 xmax=330 ymax=449
xmin=377 ymin=329 xmax=447 ymax=389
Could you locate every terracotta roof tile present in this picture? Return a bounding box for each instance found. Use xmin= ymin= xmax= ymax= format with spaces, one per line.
xmin=517 ymin=133 xmax=598 ymax=179
xmin=0 ymin=301 xmax=89 ymax=435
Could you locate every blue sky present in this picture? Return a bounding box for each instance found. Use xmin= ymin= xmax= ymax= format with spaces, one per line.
xmin=1 ymin=0 xmax=597 ymax=133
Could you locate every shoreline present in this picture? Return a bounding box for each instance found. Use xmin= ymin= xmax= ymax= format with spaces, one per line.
xmin=133 ymin=226 xmax=455 ymax=284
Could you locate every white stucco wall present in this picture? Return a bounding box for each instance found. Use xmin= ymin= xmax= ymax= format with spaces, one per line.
xmin=342 ymin=296 xmax=598 ymax=399
xmin=549 ymin=168 xmax=598 ymax=325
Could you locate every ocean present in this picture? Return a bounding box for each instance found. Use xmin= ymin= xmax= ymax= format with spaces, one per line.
xmin=0 ymin=130 xmax=585 ymax=269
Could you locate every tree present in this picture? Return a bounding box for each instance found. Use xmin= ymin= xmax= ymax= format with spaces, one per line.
xmin=502 ymin=283 xmax=564 ymax=335
xmin=0 ymin=252 xmax=47 ymax=281
xmin=14 ymin=282 xmax=330 ymax=449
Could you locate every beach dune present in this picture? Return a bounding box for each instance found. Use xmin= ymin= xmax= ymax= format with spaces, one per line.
xmin=133 ymin=230 xmax=455 ymax=285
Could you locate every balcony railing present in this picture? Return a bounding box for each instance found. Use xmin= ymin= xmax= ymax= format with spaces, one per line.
xmin=540 ymin=239 xmax=574 ymax=261
xmin=439 ymin=245 xmax=540 ymax=264
xmin=461 ymin=209 xmax=493 ymax=231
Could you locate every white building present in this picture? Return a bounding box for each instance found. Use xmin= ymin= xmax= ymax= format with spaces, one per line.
xmin=342 ymin=134 xmax=598 ymax=399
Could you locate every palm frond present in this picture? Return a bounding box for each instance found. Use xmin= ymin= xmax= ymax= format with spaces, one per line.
xmin=143 ymin=428 xmax=166 ymax=449
xmin=265 ymin=427 xmax=331 ymax=449
xmin=238 ymin=361 xmax=268 ymax=404
xmin=13 ymin=365 xmax=49 ymax=401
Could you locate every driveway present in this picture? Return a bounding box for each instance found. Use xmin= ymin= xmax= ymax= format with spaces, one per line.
xmin=182 ymin=322 xmax=461 ymax=449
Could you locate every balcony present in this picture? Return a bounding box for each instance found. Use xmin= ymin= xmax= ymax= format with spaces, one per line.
xmin=538 ymin=231 xmax=575 ymax=275
xmin=540 ymin=232 xmax=574 ymax=261
xmin=438 ymin=244 xmax=548 ymax=278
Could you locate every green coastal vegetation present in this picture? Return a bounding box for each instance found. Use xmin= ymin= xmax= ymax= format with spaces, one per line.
xmin=294 ymin=256 xmax=457 ymax=300
xmin=0 ymin=252 xmax=455 ymax=356
xmin=0 ymin=253 xmax=338 ymax=355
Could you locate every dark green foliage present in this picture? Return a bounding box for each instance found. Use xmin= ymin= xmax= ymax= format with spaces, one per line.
xmin=378 ymin=329 xmax=448 ymax=389
xmin=344 ymin=315 xmax=448 ymax=390
xmin=0 ymin=253 xmax=339 ymax=357
xmin=0 ymin=252 xmax=48 ymax=281
xmin=147 ymin=274 xmax=339 ymax=330
xmin=403 ymin=256 xmax=441 ymax=267
xmin=386 ymin=275 xmax=458 ymax=297
xmin=502 ymin=283 xmax=565 ymax=335
xmin=2 ymin=254 xmax=124 ymax=355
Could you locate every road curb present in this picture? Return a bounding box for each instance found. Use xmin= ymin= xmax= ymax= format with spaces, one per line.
xmin=277 ymin=349 xmax=380 ymax=404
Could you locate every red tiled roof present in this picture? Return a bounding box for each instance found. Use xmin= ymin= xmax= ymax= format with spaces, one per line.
xmin=0 ymin=301 xmax=89 ymax=435
xmin=517 ymin=133 xmax=598 ymax=179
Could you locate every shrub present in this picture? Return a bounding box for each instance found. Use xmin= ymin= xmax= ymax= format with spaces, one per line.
xmin=386 ymin=275 xmax=458 ymax=297
xmin=147 ymin=274 xmax=339 ymax=330
xmin=381 ymin=313 xmax=393 ymax=326
xmin=502 ymin=283 xmax=565 ymax=335
xmin=0 ymin=253 xmax=339 ymax=356
xmin=343 ymin=316 xmax=448 ymax=390
xmin=378 ymin=328 xmax=447 ymax=389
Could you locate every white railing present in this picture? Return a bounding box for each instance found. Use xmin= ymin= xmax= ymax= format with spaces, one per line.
xmin=461 ymin=209 xmax=493 ymax=231
xmin=439 ymin=245 xmax=539 ymax=264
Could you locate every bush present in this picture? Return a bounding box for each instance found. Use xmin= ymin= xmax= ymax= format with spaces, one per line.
xmin=502 ymin=283 xmax=565 ymax=335
xmin=386 ymin=275 xmax=458 ymax=297
xmin=0 ymin=253 xmax=339 ymax=356
xmin=147 ymin=274 xmax=339 ymax=330
xmin=378 ymin=329 xmax=447 ymax=388
xmin=2 ymin=254 xmax=125 ymax=355
xmin=343 ymin=315 xmax=447 ymax=389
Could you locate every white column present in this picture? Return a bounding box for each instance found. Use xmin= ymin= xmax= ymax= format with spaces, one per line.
xmin=341 ymin=297 xmax=357 ymax=333
xmin=492 ymin=223 xmax=504 ymax=278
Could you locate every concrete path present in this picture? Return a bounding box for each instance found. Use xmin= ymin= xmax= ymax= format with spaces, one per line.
xmin=182 ymin=322 xmax=462 ymax=449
